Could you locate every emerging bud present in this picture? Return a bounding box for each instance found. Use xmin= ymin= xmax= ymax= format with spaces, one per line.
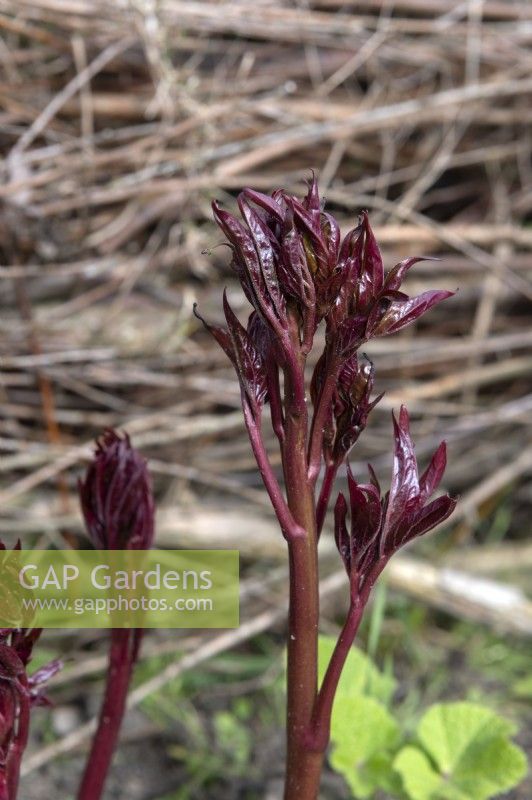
xmin=79 ymin=430 xmax=155 ymax=550
xmin=334 ymin=406 xmax=456 ymax=598
xmin=331 ymin=355 xmax=383 ymax=463
xmin=331 ymin=212 xmax=453 ymax=355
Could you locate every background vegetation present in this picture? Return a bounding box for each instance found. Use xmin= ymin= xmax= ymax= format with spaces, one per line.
xmin=0 ymin=0 xmax=530 ymax=797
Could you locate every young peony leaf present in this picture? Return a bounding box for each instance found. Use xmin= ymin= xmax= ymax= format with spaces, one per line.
xmin=237 ymin=198 xmax=285 ymax=319
xmin=223 ymin=291 xmax=268 ymax=408
xmin=329 ymin=695 xmax=401 ymax=799
xmin=195 ymin=297 xmax=268 ymax=413
xmin=356 ymin=212 xmax=385 ymax=307
xmin=394 ymin=702 xmax=528 ymax=800
xmin=213 ymin=201 xmax=287 ymax=329
xmin=240 ymin=187 xmax=284 ymax=222
xmin=373 ymin=289 xmax=454 ymax=336
xmin=381 ymin=406 xmax=456 ymax=556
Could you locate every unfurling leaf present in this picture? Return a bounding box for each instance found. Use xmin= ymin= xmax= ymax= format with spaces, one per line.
xmin=194 ymin=299 xmax=268 ymax=413
xmin=334 ymin=406 xmax=456 ymax=593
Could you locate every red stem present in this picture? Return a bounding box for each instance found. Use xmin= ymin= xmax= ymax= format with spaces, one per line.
xmin=316 ymin=460 xmax=338 ymax=538
xmin=4 ymin=676 xmax=30 ymax=800
xmin=309 ymin=600 xmax=365 ymax=751
xmin=281 ymin=313 xmax=322 ymax=800
xmin=309 ymin=561 xmax=387 ymax=751
xmin=77 ymin=629 xmax=140 ymax=800
xmin=243 ymin=401 xmax=304 ymax=540
xmin=301 ymin=304 xmax=317 ymax=357
xmin=266 ymin=361 xmax=285 ymax=444
xmin=307 ymin=353 xmax=339 ymax=486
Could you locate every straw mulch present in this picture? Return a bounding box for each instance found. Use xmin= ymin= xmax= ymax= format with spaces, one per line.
xmin=1 ymin=1 xmax=531 ymax=587
xmin=1 ymin=0 xmax=532 ymax=789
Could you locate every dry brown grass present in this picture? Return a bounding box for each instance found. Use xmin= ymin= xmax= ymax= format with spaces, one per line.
xmin=1 ymin=0 xmax=531 ymax=534
xmin=1 ymin=0 xmax=531 ymax=787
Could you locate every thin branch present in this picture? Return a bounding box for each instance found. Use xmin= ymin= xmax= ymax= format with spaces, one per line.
xmin=243 ymin=400 xmax=304 ymax=540
xmin=307 ymin=353 xmax=339 ymax=485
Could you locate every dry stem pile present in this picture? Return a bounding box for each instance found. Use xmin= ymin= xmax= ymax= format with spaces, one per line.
xmin=0 ymin=0 xmax=531 ymax=663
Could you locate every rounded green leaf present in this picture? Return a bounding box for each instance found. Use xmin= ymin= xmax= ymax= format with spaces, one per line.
xmin=396 ymin=702 xmax=528 ymax=800
xmin=329 ymin=695 xmax=401 ymax=798
xmin=394 ymin=746 xmax=445 ymax=800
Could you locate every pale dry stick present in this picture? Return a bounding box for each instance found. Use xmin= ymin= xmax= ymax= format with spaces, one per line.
xmin=41 ymin=634 xmax=202 ymax=688
xmin=8 ymin=36 xmax=135 ymax=157
xmin=455 ymin=443 xmax=532 ymax=528
xmin=1 ymin=349 xmax=116 ymax=369
xmin=0 ymin=21 xmax=20 ymax=83
xmin=0 ymin=79 xmax=500 ymax=201
xmin=11 ymin=0 xmax=124 ymax=20
xmin=214 ymin=76 xmax=532 ymax=177
xmin=463 ymin=166 xmax=512 ymax=405
xmin=371 ymin=331 xmax=532 ymax=370
xmin=344 ymin=140 xmax=528 ymax=204
xmin=371 ymin=127 xmax=398 ymax=226
xmin=317 ymin=21 xmax=390 ymax=97
xmin=0 ymin=512 xmax=80 ymax=536
xmin=0 ymin=402 xmax=117 ymax=430
xmin=71 ymin=34 xmax=94 ymax=151
xmin=320 ymin=139 xmax=350 ymax=192
xmin=445 ymin=542 xmax=532 ymax=574
xmin=159 ymin=1 xmax=531 ymax=45
xmin=465 ymin=0 xmax=484 ymax=86
xmin=385 ymin=356 xmax=532 ymax=404
xmin=389 ymin=556 xmax=532 ymax=636
xmin=133 ymin=0 xmax=178 ymax=120
xmin=443 ymin=394 xmax=532 ymax=436
xmin=0 ymin=9 xmax=69 ymax=48
xmin=157 ymin=1 xmax=369 ymax=45
xmin=391 ymin=116 xmax=468 ymax=221
xmin=370 ymin=223 xmax=532 ymax=249
xmin=43 ymin=277 xmax=144 ymax=322
xmin=49 ymin=373 xmax=135 ymax=413
xmin=41 ymin=168 xmax=532 ymax=246
xmin=0 ymin=411 xmax=244 ymax=506
xmin=0 ymin=256 xmax=141 ymax=280
xmin=0 ymin=102 xmax=521 ymax=209
xmin=332 ymin=191 xmax=532 ymax=302
xmin=0 ymin=449 xmax=274 ymax=530
xmin=7 ymin=0 xmax=528 ymax=40
xmin=148 ymin=458 xmax=270 ymax=507
xmin=158 ymin=501 xmax=532 ymax=577
xmin=312 ymin=0 xmax=530 ymax=20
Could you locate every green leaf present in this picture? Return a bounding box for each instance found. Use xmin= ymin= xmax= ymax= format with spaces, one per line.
xmin=318 ymin=635 xmax=396 ymax=704
xmin=394 ymin=747 xmax=462 ymax=800
xmin=512 ymin=674 xmax=532 ymax=699
xmin=329 ymin=695 xmax=401 ymax=798
xmin=213 ymin=711 xmax=251 ymax=769
xmin=395 ymin=702 xmax=528 ymax=800
xmin=394 ymin=747 xmax=440 ymax=800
